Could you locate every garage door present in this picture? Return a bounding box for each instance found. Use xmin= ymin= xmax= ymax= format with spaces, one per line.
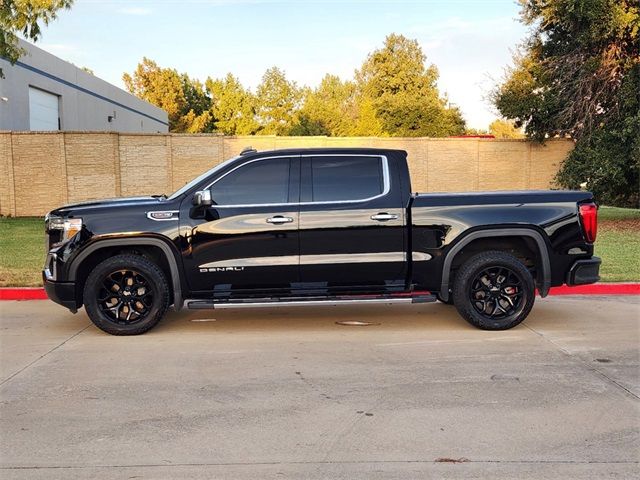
xmin=29 ymin=87 xmax=59 ymax=131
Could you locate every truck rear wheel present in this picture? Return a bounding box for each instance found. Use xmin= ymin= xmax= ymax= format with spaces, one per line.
xmin=452 ymin=251 xmax=535 ymax=330
xmin=83 ymin=254 xmax=170 ymax=335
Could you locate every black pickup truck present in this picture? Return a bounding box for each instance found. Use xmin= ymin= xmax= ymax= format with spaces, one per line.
xmin=43 ymin=147 xmax=600 ymax=335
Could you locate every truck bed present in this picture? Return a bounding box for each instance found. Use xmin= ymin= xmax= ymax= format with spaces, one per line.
xmin=411 ymin=190 xmax=594 ymax=207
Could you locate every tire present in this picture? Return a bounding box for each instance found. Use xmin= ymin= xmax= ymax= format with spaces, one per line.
xmin=83 ymin=254 xmax=170 ymax=335
xmin=436 ymin=292 xmax=454 ymax=305
xmin=452 ymin=251 xmax=535 ymax=330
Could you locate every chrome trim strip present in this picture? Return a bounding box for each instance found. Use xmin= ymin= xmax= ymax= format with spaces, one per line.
xmin=203 ymin=154 xmax=390 ymax=208
xmin=199 ymin=251 xmax=413 ymax=269
xmin=146 ymin=210 xmax=179 ymax=221
xmin=200 ymin=255 xmax=298 ymax=268
xmin=412 ymin=252 xmax=432 ymax=261
xmin=202 ymin=298 xmax=414 ymax=309
xmin=199 ymin=251 xmax=432 ymax=269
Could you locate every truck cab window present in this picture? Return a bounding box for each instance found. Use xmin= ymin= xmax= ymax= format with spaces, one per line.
xmin=211 ymin=158 xmax=291 ymax=205
xmin=311 ymin=156 xmax=384 ymax=202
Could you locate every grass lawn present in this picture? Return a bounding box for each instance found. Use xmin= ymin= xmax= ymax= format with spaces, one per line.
xmin=0 ymin=217 xmax=43 ymax=287
xmin=595 ymin=206 xmax=640 ymax=282
xmin=1 ymin=206 xmax=639 ymax=287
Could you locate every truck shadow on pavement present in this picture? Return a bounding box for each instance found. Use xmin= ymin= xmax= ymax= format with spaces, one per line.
xmin=154 ymin=302 xmax=495 ymax=335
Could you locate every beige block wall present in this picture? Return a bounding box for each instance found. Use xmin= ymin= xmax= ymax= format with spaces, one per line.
xmin=65 ymin=133 xmax=119 ymax=203
xmin=0 ymin=132 xmax=14 ymax=216
xmin=10 ymin=133 xmax=67 ymax=217
xmin=171 ymin=135 xmax=224 ymax=191
xmin=0 ymin=132 xmax=573 ymax=217
xmin=530 ymin=140 xmax=574 ymax=190
xmin=119 ymin=135 xmax=171 ymax=197
xmin=478 ymin=141 xmax=530 ymax=191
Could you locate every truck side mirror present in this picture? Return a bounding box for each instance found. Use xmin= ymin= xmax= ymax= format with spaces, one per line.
xmin=193 ymin=190 xmax=213 ymax=207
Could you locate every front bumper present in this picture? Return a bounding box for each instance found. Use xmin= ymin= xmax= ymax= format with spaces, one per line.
xmin=43 ymin=272 xmax=78 ymax=312
xmin=566 ymin=256 xmax=601 ymax=286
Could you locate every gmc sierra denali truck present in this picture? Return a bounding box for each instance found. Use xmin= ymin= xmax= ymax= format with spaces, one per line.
xmin=43 ymin=147 xmax=601 ymax=335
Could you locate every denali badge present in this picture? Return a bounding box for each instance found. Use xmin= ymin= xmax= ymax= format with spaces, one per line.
xmin=147 ymin=211 xmax=179 ymax=221
xmin=200 ymin=267 xmax=245 ymax=273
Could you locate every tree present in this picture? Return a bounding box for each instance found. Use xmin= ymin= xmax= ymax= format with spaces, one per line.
xmin=356 ymin=34 xmax=466 ymax=137
xmin=493 ymin=0 xmax=639 ymax=206
xmin=1 ymin=0 xmax=74 ymax=77
xmin=292 ymin=74 xmax=357 ymax=136
xmin=489 ymin=119 xmax=524 ymax=139
xmin=464 ymin=128 xmax=490 ymax=136
xmin=206 ymin=73 xmax=258 ymax=135
xmin=123 ymin=58 xmax=212 ymax=133
xmin=255 ymin=67 xmax=302 ymax=135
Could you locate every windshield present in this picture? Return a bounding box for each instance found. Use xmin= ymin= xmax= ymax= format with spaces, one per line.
xmin=167 ymin=155 xmax=241 ymax=200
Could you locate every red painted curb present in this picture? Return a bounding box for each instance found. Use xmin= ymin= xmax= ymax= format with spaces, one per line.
xmin=0 ymin=288 xmax=48 ymax=300
xmin=1 ymin=284 xmax=639 ymax=301
xmin=547 ymin=283 xmax=640 ymax=296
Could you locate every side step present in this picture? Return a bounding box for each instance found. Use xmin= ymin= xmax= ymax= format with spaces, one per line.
xmin=185 ymin=292 xmax=436 ymax=310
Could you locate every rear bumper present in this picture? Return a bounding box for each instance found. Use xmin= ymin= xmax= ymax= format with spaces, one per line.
xmin=43 ymin=272 xmax=78 ymax=312
xmin=566 ymin=257 xmax=601 ymax=286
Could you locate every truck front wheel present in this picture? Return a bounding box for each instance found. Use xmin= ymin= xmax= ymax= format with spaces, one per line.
xmin=83 ymin=254 xmax=170 ymax=335
xmin=452 ymin=251 xmax=535 ymax=330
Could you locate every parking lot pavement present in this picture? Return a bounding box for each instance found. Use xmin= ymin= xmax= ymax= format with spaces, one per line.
xmin=0 ymin=296 xmax=638 ymax=479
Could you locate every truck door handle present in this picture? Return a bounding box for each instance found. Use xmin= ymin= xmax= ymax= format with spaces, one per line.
xmin=370 ymin=212 xmax=398 ymax=221
xmin=266 ymin=216 xmax=294 ymax=224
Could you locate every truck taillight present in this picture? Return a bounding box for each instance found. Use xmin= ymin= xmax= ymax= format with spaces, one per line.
xmin=579 ymin=203 xmax=598 ymax=243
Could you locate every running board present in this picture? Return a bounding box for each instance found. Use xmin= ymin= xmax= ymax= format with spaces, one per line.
xmin=185 ymin=293 xmax=436 ymax=310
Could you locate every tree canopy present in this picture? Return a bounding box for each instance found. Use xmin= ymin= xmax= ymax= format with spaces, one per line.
xmin=206 ymin=73 xmax=258 ymax=135
xmin=489 ymin=119 xmax=524 ymax=139
xmin=356 ymin=34 xmax=465 ymax=137
xmin=1 ymin=0 xmax=74 ymax=77
xmin=122 ymin=58 xmax=212 ymax=133
xmin=124 ymin=34 xmax=466 ymax=138
xmin=254 ymin=67 xmax=302 ymax=135
xmin=493 ymin=0 xmax=639 ymax=206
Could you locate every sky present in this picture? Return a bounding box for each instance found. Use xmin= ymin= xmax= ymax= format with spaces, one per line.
xmin=32 ymin=0 xmax=529 ymax=130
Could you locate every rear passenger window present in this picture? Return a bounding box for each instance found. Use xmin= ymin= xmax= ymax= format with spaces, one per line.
xmin=311 ymin=156 xmax=384 ymax=202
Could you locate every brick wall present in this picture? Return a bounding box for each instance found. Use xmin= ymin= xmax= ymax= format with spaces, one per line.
xmin=0 ymin=132 xmax=574 ymax=217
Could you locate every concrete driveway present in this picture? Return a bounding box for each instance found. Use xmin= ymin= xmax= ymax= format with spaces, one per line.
xmin=1 ymin=296 xmax=638 ymax=479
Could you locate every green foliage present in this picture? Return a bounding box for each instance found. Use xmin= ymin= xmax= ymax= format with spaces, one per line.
xmin=356 ymin=34 xmax=466 ymax=137
xmin=206 ymin=73 xmax=258 ymax=135
xmin=125 ymin=34 xmax=468 ymax=137
xmin=556 ymin=98 xmax=640 ymax=207
xmin=493 ymin=0 xmax=640 ymax=207
xmin=0 ymin=0 xmax=74 ymax=77
xmin=123 ymin=58 xmax=212 ymax=133
xmin=292 ymin=75 xmax=357 ymax=136
xmin=255 ymin=67 xmax=302 ymax=135
xmin=489 ymin=119 xmax=524 ymax=139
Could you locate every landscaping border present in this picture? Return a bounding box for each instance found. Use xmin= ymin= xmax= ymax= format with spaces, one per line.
xmin=1 ymin=283 xmax=639 ymax=301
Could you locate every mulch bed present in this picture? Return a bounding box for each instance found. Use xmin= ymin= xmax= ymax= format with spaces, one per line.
xmin=600 ymin=219 xmax=640 ymax=232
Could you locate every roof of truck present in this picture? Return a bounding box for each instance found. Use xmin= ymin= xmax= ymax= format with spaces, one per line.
xmin=238 ymin=147 xmax=407 ymax=158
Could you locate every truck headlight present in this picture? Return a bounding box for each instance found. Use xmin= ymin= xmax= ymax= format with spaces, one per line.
xmin=48 ymin=216 xmax=83 ymax=243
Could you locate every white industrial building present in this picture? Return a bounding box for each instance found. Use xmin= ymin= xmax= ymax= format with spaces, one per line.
xmin=0 ymin=39 xmax=168 ymax=133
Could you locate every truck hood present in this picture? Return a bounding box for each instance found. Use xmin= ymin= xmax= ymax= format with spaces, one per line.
xmin=49 ymin=196 xmax=166 ymax=216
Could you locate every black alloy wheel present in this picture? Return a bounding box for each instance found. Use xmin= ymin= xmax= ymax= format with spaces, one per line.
xmin=469 ymin=266 xmax=523 ymax=318
xmin=452 ymin=251 xmax=535 ymax=330
xmin=84 ymin=254 xmax=170 ymax=335
xmin=98 ymin=269 xmax=154 ymax=324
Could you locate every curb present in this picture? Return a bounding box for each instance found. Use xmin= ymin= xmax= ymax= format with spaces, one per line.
xmin=1 ymin=284 xmax=639 ymax=301
xmin=546 ymin=283 xmax=640 ymax=296
xmin=0 ymin=288 xmax=49 ymax=300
